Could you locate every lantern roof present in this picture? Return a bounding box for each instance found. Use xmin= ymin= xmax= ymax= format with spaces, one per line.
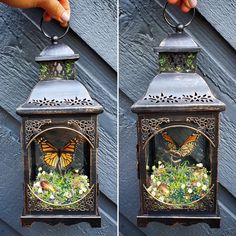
xmin=17 ymin=41 xmax=103 ymax=115
xmin=35 ymin=43 xmax=80 ymax=62
xmin=156 ymin=31 xmax=200 ymax=53
xmin=16 ymin=80 xmax=103 ymax=115
xmin=131 ymin=73 xmax=225 ymax=113
xmin=132 ymin=32 xmax=225 ymax=113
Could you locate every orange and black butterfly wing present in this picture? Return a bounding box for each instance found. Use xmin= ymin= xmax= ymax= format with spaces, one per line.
xmin=161 ymin=131 xmax=178 ymax=152
xmin=60 ymin=138 xmax=79 ymax=169
xmin=36 ymin=138 xmax=59 ymax=168
xmin=179 ymin=133 xmax=200 ymax=157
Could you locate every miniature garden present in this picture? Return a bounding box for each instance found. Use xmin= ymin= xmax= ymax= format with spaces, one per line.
xmin=146 ymin=161 xmax=211 ymax=205
xmin=30 ymin=167 xmax=90 ymax=206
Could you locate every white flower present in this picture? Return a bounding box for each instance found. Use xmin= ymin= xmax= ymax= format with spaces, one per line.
xmin=204 ymin=174 xmax=208 ymax=179
xmin=33 ymin=182 xmax=41 ymax=188
xmin=152 ymin=165 xmax=156 ymax=171
xmin=156 ymin=181 xmax=161 ymax=187
xmin=158 ymin=161 xmax=162 ymax=165
xmin=151 ymin=191 xmax=156 ymax=197
xmin=181 ymin=184 xmax=186 ymax=189
xmin=79 ymin=190 xmax=83 ymax=195
xmin=158 ymin=196 xmax=165 ymax=202
xmin=196 ymin=163 xmax=203 ymax=168
xmin=38 ymin=173 xmax=42 ymax=177
xmin=202 ymin=185 xmax=207 ymax=191
xmin=37 ymin=188 xmax=43 ymax=194
xmin=146 ymin=165 xmax=150 ymax=170
xmin=38 ymin=167 xmax=42 ymax=172
xmin=83 ymin=175 xmax=88 ymax=180
xmin=63 ymin=192 xmax=72 ymax=198
xmin=188 ymin=188 xmax=193 ymax=194
xmin=159 ymin=164 xmax=164 ymax=169
xmin=147 ymin=186 xmax=152 ymax=192
xmin=150 ymin=175 xmax=155 ymax=180
xmin=49 ymin=171 xmax=53 ymax=176
xmin=42 ymin=171 xmax=46 ymax=175
xmin=153 ymin=187 xmax=157 ymax=192
xmin=75 ymin=169 xmax=79 ymax=173
xmin=82 ymin=187 xmax=87 ymax=193
xmin=196 ymin=182 xmax=201 ymax=187
xmin=49 ymin=194 xmax=55 ymax=200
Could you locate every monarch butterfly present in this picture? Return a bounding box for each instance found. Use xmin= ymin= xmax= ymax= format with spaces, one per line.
xmin=161 ymin=131 xmax=200 ymax=159
xmin=36 ymin=137 xmax=82 ymax=170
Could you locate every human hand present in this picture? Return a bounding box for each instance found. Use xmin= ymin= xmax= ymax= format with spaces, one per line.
xmin=167 ymin=0 xmax=197 ymax=13
xmin=1 ymin=0 xmax=70 ymax=27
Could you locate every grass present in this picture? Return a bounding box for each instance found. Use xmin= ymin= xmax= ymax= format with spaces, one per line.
xmin=146 ymin=161 xmax=211 ymax=205
xmin=30 ymin=167 xmax=90 ymax=205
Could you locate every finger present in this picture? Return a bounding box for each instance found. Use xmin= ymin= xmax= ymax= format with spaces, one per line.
xmin=59 ymin=0 xmax=71 ymax=15
xmin=181 ymin=2 xmax=191 ymax=13
xmin=37 ymin=0 xmax=70 ymax=24
xmin=43 ymin=12 xmax=52 ymax=22
xmin=167 ymin=0 xmax=180 ymax=4
xmin=183 ymin=0 xmax=197 ymax=8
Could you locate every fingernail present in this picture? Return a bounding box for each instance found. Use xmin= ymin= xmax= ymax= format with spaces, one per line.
xmin=61 ymin=12 xmax=70 ymax=22
xmin=188 ymin=0 xmax=197 ymax=8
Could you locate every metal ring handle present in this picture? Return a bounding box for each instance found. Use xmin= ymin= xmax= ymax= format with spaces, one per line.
xmin=40 ymin=17 xmax=70 ymax=43
xmin=163 ymin=2 xmax=195 ymax=30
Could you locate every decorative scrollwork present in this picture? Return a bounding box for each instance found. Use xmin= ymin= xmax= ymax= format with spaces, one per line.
xmin=186 ymin=117 xmax=215 ymax=142
xmin=27 ymin=185 xmax=95 ymax=212
xmin=144 ymin=92 xmax=214 ymax=104
xmin=141 ymin=118 xmax=170 ymax=144
xmin=25 ymin=119 xmax=52 ymax=144
xmin=143 ymin=185 xmax=215 ymax=212
xmin=28 ymin=97 xmax=93 ymax=107
xmin=67 ymin=120 xmax=96 ymax=146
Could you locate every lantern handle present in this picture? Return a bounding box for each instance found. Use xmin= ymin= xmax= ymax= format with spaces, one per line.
xmin=163 ymin=2 xmax=195 ymax=32
xmin=40 ymin=17 xmax=70 ymax=44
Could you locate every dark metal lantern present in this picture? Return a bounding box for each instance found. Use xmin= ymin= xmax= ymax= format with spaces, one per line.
xmin=132 ymin=12 xmax=225 ymax=228
xmin=17 ymin=29 xmax=103 ymax=227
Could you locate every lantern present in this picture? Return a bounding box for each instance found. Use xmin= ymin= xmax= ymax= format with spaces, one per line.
xmin=131 ymin=5 xmax=225 ymax=228
xmin=16 ymin=24 xmax=103 ymax=227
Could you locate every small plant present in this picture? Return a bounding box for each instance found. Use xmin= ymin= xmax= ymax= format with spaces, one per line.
xmin=146 ymin=161 xmax=211 ymax=205
xmin=30 ymin=167 xmax=90 ymax=205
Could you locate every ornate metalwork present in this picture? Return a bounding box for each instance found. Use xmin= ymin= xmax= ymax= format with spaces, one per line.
xmin=25 ymin=119 xmax=52 ymax=144
xmin=27 ymin=185 xmax=95 ymax=212
xmin=144 ymin=92 xmax=214 ymax=104
xmin=159 ymin=53 xmax=197 ymax=73
xmin=28 ymin=97 xmax=93 ymax=107
xmin=68 ymin=120 xmax=96 ymax=146
xmin=39 ymin=61 xmax=76 ymax=80
xmin=186 ymin=117 xmax=215 ymax=142
xmin=143 ymin=185 xmax=215 ymax=212
xmin=141 ymin=118 xmax=170 ymax=144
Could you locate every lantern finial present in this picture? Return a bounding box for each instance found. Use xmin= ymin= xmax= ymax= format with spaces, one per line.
xmin=163 ymin=2 xmax=195 ymax=32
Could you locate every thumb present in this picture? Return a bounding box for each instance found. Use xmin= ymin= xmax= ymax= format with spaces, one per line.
xmin=38 ymin=0 xmax=70 ymax=23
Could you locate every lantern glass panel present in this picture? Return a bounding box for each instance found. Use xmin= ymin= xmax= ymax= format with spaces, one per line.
xmin=27 ymin=127 xmax=92 ymax=208
xmin=145 ymin=126 xmax=213 ymax=207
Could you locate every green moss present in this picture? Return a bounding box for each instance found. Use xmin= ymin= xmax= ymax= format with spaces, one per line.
xmin=30 ymin=168 xmax=90 ymax=205
xmin=147 ymin=161 xmax=211 ymax=205
xmin=39 ymin=64 xmax=49 ymax=80
xmin=159 ymin=53 xmax=197 ymax=73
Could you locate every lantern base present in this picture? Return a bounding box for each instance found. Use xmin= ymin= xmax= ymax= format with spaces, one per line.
xmin=21 ymin=214 xmax=101 ymax=228
xmin=137 ymin=215 xmax=220 ymax=228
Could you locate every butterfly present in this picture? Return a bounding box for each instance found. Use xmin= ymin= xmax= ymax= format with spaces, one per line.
xmin=36 ymin=137 xmax=81 ymax=170
xmin=161 ymin=131 xmax=200 ymax=159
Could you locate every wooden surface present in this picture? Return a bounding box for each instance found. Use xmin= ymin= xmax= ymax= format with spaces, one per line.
xmin=0 ymin=0 xmax=117 ymax=235
xmin=119 ymin=0 xmax=236 ymax=235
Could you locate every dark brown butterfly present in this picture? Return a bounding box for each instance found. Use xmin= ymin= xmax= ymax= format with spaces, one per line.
xmin=162 ymin=131 xmax=200 ymax=158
